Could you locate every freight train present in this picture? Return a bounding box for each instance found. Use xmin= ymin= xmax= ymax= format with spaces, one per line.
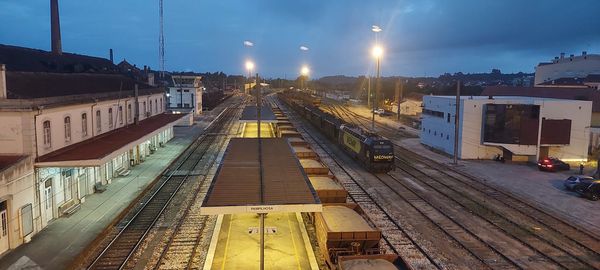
xmin=279 ymin=93 xmax=395 ymax=173
xmin=270 ymin=104 xmax=402 ymax=270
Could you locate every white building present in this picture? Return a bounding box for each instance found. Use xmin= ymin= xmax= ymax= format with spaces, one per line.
xmin=0 ymin=65 xmax=184 ymax=254
xmin=167 ymin=75 xmax=203 ymax=115
xmin=421 ymin=95 xmax=592 ymax=162
xmin=535 ymin=52 xmax=600 ymax=86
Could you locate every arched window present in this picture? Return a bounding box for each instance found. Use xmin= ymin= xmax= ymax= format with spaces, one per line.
xmin=108 ymin=108 xmax=113 ymax=129
xmin=119 ymin=106 xmax=123 ymax=125
xmin=64 ymin=116 xmax=71 ymax=142
xmin=96 ymin=110 xmax=101 ymax=133
xmin=154 ymin=99 xmax=158 ymax=114
xmin=43 ymin=120 xmax=51 ymax=147
xmin=81 ymin=113 xmax=88 ymax=137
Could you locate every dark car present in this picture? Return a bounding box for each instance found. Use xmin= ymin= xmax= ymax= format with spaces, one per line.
xmin=537 ymin=157 xmax=570 ymax=172
xmin=564 ymin=175 xmax=595 ymax=190
xmin=575 ymin=179 xmax=600 ymax=201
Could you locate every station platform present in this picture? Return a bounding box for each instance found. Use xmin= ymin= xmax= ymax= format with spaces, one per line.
xmin=0 ymin=110 xmax=224 ymax=270
xmin=206 ymin=212 xmax=318 ymax=270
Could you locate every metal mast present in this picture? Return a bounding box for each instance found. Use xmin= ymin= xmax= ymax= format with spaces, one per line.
xmin=159 ymin=0 xmax=165 ymax=78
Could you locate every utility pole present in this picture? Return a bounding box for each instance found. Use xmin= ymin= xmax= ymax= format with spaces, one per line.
xmin=453 ymin=80 xmax=461 ymax=165
xmin=256 ymin=72 xmax=264 ymax=270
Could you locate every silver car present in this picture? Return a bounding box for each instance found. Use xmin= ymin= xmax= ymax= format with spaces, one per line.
xmin=564 ymin=175 xmax=594 ymax=190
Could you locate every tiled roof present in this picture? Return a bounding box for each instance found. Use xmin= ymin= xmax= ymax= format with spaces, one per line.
xmin=481 ymin=86 xmax=600 ymax=112
xmin=36 ymin=113 xmax=185 ymax=164
xmin=0 ymin=44 xmax=117 ymax=73
xmin=5 ymin=71 xmax=159 ymax=99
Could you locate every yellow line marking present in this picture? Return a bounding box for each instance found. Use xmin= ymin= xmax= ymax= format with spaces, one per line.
xmin=287 ymin=213 xmax=302 ymax=270
xmin=221 ymin=214 xmax=234 ymax=270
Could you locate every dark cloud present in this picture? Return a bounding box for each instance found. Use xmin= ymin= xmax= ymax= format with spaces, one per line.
xmin=0 ymin=0 xmax=599 ymax=77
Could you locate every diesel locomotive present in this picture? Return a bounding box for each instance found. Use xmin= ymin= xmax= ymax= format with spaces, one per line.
xmin=280 ymin=94 xmax=395 ymax=173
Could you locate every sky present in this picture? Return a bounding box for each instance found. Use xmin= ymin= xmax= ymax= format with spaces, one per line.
xmin=1 ymin=0 xmax=599 ymax=78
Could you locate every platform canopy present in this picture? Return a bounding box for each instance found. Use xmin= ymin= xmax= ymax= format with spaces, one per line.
xmin=201 ymin=138 xmax=322 ymax=214
xmin=239 ymin=105 xmax=277 ymax=122
xmin=36 ymin=113 xmax=186 ymax=167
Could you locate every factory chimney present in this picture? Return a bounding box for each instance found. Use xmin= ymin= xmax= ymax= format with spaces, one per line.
xmin=50 ymin=0 xmax=62 ymax=55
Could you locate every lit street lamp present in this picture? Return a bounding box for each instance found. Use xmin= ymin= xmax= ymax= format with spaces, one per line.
xmin=371 ymin=45 xmax=383 ymax=131
xmin=245 ymin=60 xmax=254 ymax=94
xmin=300 ymin=65 xmax=309 ymax=90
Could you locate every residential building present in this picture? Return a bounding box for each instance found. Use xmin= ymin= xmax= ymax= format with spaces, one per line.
xmin=534 ymin=52 xmax=600 ymax=86
xmin=421 ymin=95 xmax=591 ymax=162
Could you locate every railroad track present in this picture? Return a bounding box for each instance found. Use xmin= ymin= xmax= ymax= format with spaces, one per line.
xmin=87 ymin=106 xmax=241 ymax=270
xmin=325 ymin=100 xmax=600 ymax=269
xmin=152 ymin=104 xmax=245 ymax=270
xmin=271 ymin=96 xmax=439 ymax=270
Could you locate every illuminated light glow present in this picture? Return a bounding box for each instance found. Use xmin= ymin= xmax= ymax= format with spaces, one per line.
xmin=372 ymin=45 xmax=383 ymax=58
xmin=245 ymin=61 xmax=254 ymax=71
xmin=301 ymin=66 xmax=309 ymax=76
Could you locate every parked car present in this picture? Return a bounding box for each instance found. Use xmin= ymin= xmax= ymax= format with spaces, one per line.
xmin=564 ymin=175 xmax=594 ymax=190
xmin=537 ymin=157 xmax=570 ymax=172
xmin=373 ymin=108 xmax=386 ymax=115
xmin=575 ymin=179 xmax=600 ymax=201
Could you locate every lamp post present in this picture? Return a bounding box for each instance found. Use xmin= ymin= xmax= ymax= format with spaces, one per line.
xmin=371 ymin=45 xmax=383 ymax=131
xmin=300 ymin=65 xmax=309 ymax=91
xmin=245 ymin=61 xmax=254 ymax=95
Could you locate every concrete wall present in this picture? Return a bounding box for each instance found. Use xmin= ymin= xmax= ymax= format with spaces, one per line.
xmin=0 ymin=156 xmax=39 ymax=253
xmin=535 ymin=54 xmax=600 ymax=85
xmin=422 ymin=96 xmax=592 ymax=161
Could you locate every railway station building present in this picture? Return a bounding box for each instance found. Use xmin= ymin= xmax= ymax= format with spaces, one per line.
xmin=0 ymin=53 xmax=185 ymax=255
xmin=421 ymin=95 xmax=592 ymax=162
xmin=167 ymin=74 xmax=203 ymax=115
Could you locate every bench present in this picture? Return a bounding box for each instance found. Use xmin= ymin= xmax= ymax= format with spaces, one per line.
xmin=94 ymin=183 xmax=107 ymax=193
xmin=60 ymin=201 xmax=81 ymax=217
xmin=115 ymin=167 xmax=131 ymax=177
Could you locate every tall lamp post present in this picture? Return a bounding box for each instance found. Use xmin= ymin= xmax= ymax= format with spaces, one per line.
xmin=245 ymin=61 xmax=254 ymax=95
xmin=300 ymin=65 xmax=309 ymax=91
xmin=371 ymin=45 xmax=383 ymax=131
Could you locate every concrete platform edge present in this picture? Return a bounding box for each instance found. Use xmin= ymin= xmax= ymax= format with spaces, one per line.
xmin=296 ymin=212 xmax=319 ymax=270
xmin=203 ymin=214 xmax=224 ymax=270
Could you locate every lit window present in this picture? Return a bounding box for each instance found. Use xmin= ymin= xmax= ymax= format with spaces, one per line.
xmin=43 ymin=120 xmax=51 ymax=147
xmin=64 ymin=116 xmax=71 ymax=142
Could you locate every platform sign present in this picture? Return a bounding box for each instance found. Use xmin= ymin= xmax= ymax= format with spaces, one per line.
xmin=247 ymin=205 xmax=281 ymax=213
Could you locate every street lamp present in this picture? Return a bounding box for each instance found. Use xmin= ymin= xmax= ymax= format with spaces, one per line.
xmin=300 ymin=65 xmax=309 ymax=91
xmin=245 ymin=60 xmax=254 ymax=94
xmin=371 ymin=45 xmax=383 ymax=131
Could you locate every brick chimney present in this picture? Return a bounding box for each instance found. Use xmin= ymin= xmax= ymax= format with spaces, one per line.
xmin=50 ymin=0 xmax=62 ymax=55
xmin=0 ymin=64 xmax=7 ymax=99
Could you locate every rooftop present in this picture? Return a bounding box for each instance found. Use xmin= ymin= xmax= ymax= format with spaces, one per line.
xmin=0 ymin=155 xmax=28 ymax=172
xmin=239 ymin=105 xmax=277 ymax=122
xmin=201 ymin=138 xmax=321 ymax=214
xmin=36 ymin=113 xmax=185 ymax=166
xmin=481 ymin=86 xmax=600 ymax=112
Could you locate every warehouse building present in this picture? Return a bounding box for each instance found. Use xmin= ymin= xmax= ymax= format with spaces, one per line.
xmin=421 ymin=95 xmax=592 ymax=162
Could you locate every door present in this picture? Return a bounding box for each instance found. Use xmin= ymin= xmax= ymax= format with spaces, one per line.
xmin=0 ymin=201 xmax=9 ymax=254
xmin=43 ymin=180 xmax=54 ymax=224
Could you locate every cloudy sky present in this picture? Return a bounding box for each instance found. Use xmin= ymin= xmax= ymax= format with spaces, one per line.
xmin=1 ymin=0 xmax=599 ymax=78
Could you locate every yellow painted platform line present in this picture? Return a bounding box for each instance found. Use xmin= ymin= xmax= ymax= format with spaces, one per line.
xmin=220 ymin=214 xmax=234 ymax=270
xmin=287 ymin=213 xmax=302 ymax=270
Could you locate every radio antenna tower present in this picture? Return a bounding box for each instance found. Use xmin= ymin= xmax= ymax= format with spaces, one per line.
xmin=159 ymin=0 xmax=165 ymax=78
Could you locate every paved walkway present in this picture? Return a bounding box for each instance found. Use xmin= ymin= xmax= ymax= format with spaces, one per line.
xmin=0 ymin=98 xmax=239 ymax=270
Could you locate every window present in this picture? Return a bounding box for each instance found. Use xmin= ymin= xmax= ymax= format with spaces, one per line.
xmin=160 ymin=98 xmax=163 ymax=112
xmin=81 ymin=113 xmax=88 ymax=137
xmin=128 ymin=104 xmax=132 ymax=122
xmin=119 ymin=106 xmax=123 ymax=125
xmin=108 ymin=108 xmax=113 ymax=129
xmin=143 ymin=102 xmax=147 ymax=115
xmin=447 ymin=113 xmax=451 ymax=123
xmin=64 ymin=116 xmax=71 ymax=142
xmin=96 ymin=110 xmax=101 ymax=132
xmin=154 ymin=100 xmax=158 ymax=113
xmin=150 ymin=100 xmax=153 ymax=115
xmin=423 ymin=109 xmax=444 ymax=118
xmin=43 ymin=120 xmax=51 ymax=147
